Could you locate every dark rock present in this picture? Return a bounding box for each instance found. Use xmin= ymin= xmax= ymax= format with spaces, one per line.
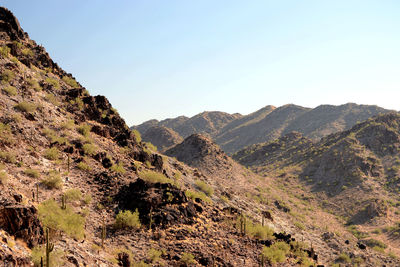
xmin=102 ymin=157 xmax=113 ymax=169
xmin=67 ymin=255 xmax=79 ymax=267
xmin=117 ymin=178 xmax=198 ymax=228
xmin=274 ymin=200 xmax=290 ymax=212
xmin=357 ymin=242 xmax=366 ymax=250
xmin=0 ymin=206 xmax=44 ymax=248
xmin=0 ymin=7 xmax=27 ymax=40
xmin=273 ymin=232 xmax=292 ymax=243
xmin=118 ymin=252 xmax=131 ymax=267
xmin=345 ymin=240 xmax=350 ymax=244
xmin=13 ymin=194 xmax=22 ymax=203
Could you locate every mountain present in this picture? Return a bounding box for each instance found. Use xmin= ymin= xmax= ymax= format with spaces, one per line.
xmin=1 ymin=6 xmax=399 ymax=266
xmin=133 ymin=103 xmax=391 ymax=155
xmin=141 ymin=125 xmax=183 ymax=152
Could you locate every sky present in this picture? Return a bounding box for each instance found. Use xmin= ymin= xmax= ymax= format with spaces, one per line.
xmin=2 ymin=1 xmax=400 ymax=125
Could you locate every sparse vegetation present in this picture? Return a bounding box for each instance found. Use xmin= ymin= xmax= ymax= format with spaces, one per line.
xmin=31 ymin=245 xmax=65 ymax=267
xmin=82 ymin=143 xmax=97 ymax=155
xmin=2 ymin=85 xmax=17 ymax=96
xmin=115 ymin=210 xmax=141 ymax=229
xmin=140 ymin=170 xmax=173 ymax=184
xmin=0 ymin=46 xmax=10 ymax=58
xmin=0 ymin=171 xmax=8 ymax=185
xmin=62 ymin=76 xmax=78 ymax=87
xmin=24 ymin=168 xmax=40 ymax=178
xmin=337 ymin=252 xmax=351 ymax=263
xmin=77 ymin=161 xmax=91 ymax=171
xmin=44 ymin=147 xmax=60 ymax=160
xmin=180 ymin=252 xmax=196 ymax=265
xmin=195 ymin=179 xmax=214 ymax=196
xmin=37 ymin=199 xmax=85 ymax=239
xmin=45 ymin=93 xmax=60 ymax=106
xmin=132 ymin=129 xmax=141 ymax=142
xmin=41 ymin=170 xmax=63 ymax=189
xmin=111 ymin=162 xmax=126 ymax=174
xmin=77 ymin=124 xmax=91 ymax=137
xmin=185 ymin=189 xmax=211 ymax=203
xmin=64 ymin=188 xmax=82 ymax=202
xmin=27 ymin=78 xmax=41 ymax=91
xmin=15 ymin=101 xmax=36 ymax=112
xmin=262 ymin=241 xmax=290 ymax=264
xmin=21 ymin=47 xmax=34 ymax=57
xmin=0 ymin=151 xmax=16 ymax=163
xmin=1 ymin=69 xmax=15 ymax=84
xmin=45 ymin=77 xmax=60 ymax=89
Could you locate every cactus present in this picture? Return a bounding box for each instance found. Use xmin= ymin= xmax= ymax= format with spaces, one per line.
xmin=61 ymin=195 xmax=66 ymax=210
xmin=67 ymin=154 xmax=70 ymax=173
xmin=149 ymin=206 xmax=153 ymax=231
xmin=262 ymin=215 xmax=264 ymax=227
xmin=36 ymin=183 xmax=39 ymax=203
xmin=40 ymin=257 xmax=43 ymax=267
xmin=101 ymin=218 xmax=106 ymax=248
xmin=45 ymin=228 xmax=54 ymax=267
xmin=243 ymin=216 xmax=246 ymax=235
xmin=260 ymin=253 xmax=264 ymax=267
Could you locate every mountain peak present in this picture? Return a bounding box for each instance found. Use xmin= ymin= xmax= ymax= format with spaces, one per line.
xmin=0 ymin=7 xmax=26 ymax=40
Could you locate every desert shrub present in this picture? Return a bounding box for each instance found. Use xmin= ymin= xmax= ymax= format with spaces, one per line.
xmin=132 ymin=129 xmax=141 ymax=142
xmin=44 ymin=147 xmax=60 ymax=160
xmin=0 ymin=123 xmax=13 ymax=144
xmin=0 ymin=151 xmax=16 ymax=163
xmin=60 ymin=119 xmax=75 ymax=130
xmin=347 ymin=225 xmax=369 ymax=239
xmin=77 ymin=161 xmax=91 ymax=171
xmin=115 ymin=210 xmax=141 ymax=229
xmin=140 ymin=170 xmax=172 ymax=184
xmin=144 ymin=142 xmax=157 ymax=152
xmin=82 ymin=143 xmax=97 ymax=155
xmin=337 ymin=252 xmax=351 ymax=263
xmin=364 ymin=238 xmax=387 ymax=249
xmin=15 ymin=101 xmax=36 ymax=112
xmin=24 ymin=168 xmax=40 ymax=179
xmin=41 ymin=170 xmax=63 ymax=189
xmin=180 ymin=252 xmax=196 ymax=265
xmin=27 ymin=78 xmax=41 ymax=91
xmin=83 ymin=194 xmax=92 ymax=205
xmin=21 ymin=48 xmax=34 ymax=57
xmin=195 ymin=179 xmax=214 ymax=196
xmin=148 ymin=248 xmax=162 ymax=263
xmin=2 ymin=85 xmax=17 ymax=96
xmin=64 ymin=188 xmax=82 ymax=202
xmin=37 ymin=199 xmax=85 ymax=239
xmin=1 ymin=69 xmax=15 ymax=83
xmin=62 ymin=76 xmax=78 ymax=87
xmin=185 ymin=190 xmax=211 ymax=203
xmin=0 ymin=171 xmax=8 ymax=185
xmin=43 ymin=128 xmax=68 ymax=145
xmin=45 ymin=93 xmax=60 ymax=106
xmin=248 ymin=223 xmax=274 ymax=240
xmin=77 ymin=124 xmax=91 ymax=137
xmin=111 ymin=162 xmax=126 ymax=174
xmin=294 ymin=221 xmax=305 ymax=230
xmin=133 ymin=261 xmax=150 ymax=267
xmin=262 ymin=241 xmax=290 ymax=264
xmin=31 ymin=245 xmax=64 ymax=267
xmin=45 ymin=77 xmax=60 ymax=89
xmin=0 ymin=46 xmax=10 ymax=58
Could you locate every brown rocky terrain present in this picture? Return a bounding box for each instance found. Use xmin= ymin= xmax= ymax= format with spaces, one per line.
xmin=1 ymin=6 xmax=399 ymax=267
xmin=134 ymin=103 xmax=391 ymax=155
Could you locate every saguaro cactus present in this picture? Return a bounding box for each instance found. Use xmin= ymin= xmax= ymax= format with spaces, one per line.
xmin=45 ymin=228 xmax=54 ymax=267
xmin=61 ymin=195 xmax=66 ymax=210
xmin=101 ymin=218 xmax=106 ymax=248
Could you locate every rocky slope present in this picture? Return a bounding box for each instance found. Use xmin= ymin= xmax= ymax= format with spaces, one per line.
xmin=134 ymin=103 xmax=391 ymax=155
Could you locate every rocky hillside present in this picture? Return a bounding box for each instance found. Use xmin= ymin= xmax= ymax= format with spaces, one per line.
xmin=234 ymin=112 xmax=400 ymax=259
xmin=134 ymin=103 xmax=391 ymax=155
xmin=1 ymin=6 xmax=399 ymax=267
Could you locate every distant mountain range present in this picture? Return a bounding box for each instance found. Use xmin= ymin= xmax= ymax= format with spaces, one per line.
xmin=132 ymin=103 xmax=392 ymax=154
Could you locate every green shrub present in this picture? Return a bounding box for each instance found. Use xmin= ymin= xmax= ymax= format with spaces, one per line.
xmin=60 ymin=119 xmax=75 ymax=130
xmin=0 ymin=123 xmax=13 ymax=144
xmin=0 ymin=69 xmax=14 ymax=83
xmin=111 ymin=162 xmax=126 ymax=174
xmin=337 ymin=252 xmax=351 ymax=263
xmin=43 ymin=128 xmax=68 ymax=145
xmin=144 ymin=142 xmax=157 ymax=152
xmin=31 ymin=245 xmax=64 ymax=267
xmin=15 ymin=101 xmax=36 ymax=112
xmin=0 ymin=171 xmax=8 ymax=185
xmin=41 ymin=171 xmax=63 ymax=189
xmin=140 ymin=170 xmax=172 ymax=184
xmin=24 ymin=168 xmax=40 ymax=179
xmin=45 ymin=77 xmax=60 ymax=89
xmin=0 ymin=46 xmax=10 ymax=58
xmin=44 ymin=147 xmax=60 ymax=160
xmin=185 ymin=190 xmax=211 ymax=203
xmin=2 ymin=85 xmax=17 ymax=96
xmin=45 ymin=93 xmax=60 ymax=106
xmin=77 ymin=161 xmax=91 ymax=171
xmin=132 ymin=129 xmax=141 ymax=142
xmin=77 ymin=124 xmax=91 ymax=137
xmin=27 ymin=78 xmax=41 ymax=91
xmin=148 ymin=248 xmax=162 ymax=263
xmin=364 ymin=238 xmax=387 ymax=249
xmin=21 ymin=48 xmax=34 ymax=57
xmin=83 ymin=194 xmax=92 ymax=205
xmin=262 ymin=241 xmax=290 ymax=264
xmin=180 ymin=252 xmax=196 ymax=265
xmin=82 ymin=143 xmax=97 ymax=155
xmin=37 ymin=199 xmax=85 ymax=239
xmin=0 ymin=151 xmax=16 ymax=163
xmin=115 ymin=210 xmax=141 ymax=229
xmin=64 ymin=188 xmax=82 ymax=202
xmin=62 ymin=76 xmax=78 ymax=87
xmin=195 ymin=179 xmax=214 ymax=196
xmin=294 ymin=221 xmax=305 ymax=230
xmin=248 ymin=223 xmax=274 ymax=240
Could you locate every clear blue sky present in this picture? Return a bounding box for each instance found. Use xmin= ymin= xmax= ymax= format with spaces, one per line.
xmin=2 ymin=1 xmax=400 ymax=125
